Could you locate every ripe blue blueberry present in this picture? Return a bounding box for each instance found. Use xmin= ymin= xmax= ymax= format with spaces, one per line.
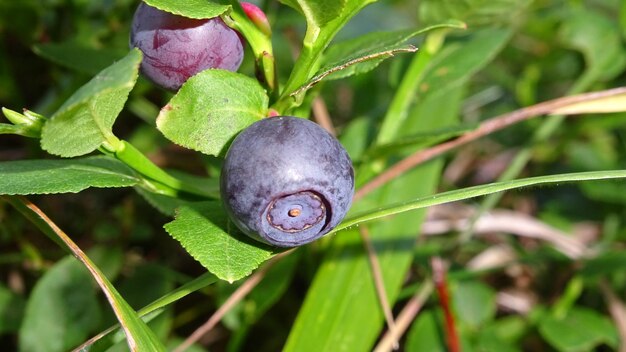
xmin=220 ymin=116 xmax=355 ymax=247
xmin=130 ymin=2 xmax=244 ymax=91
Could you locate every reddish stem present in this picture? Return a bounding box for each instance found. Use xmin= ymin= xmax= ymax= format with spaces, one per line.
xmin=431 ymin=257 xmax=460 ymax=352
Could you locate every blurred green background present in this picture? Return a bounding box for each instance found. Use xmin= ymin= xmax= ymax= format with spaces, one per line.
xmin=1 ymin=0 xmax=626 ymax=351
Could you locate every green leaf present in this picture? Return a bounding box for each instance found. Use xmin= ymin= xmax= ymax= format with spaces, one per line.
xmin=468 ymin=7 xmax=626 ymax=250
xmin=418 ymin=27 xmax=513 ymax=98
xmin=142 ymin=0 xmax=229 ymax=19
xmin=88 ymin=246 xmax=125 ymax=283
xmin=419 ymin=0 xmax=532 ymax=27
xmin=135 ymin=187 xmax=196 ymax=217
xmin=453 ymin=280 xmax=496 ymax=329
xmin=0 ymin=156 xmax=140 ymax=195
xmin=40 ymin=49 xmax=142 ymax=157
xmin=274 ymin=0 xmax=378 ymax=112
xmin=539 ymin=307 xmax=618 ymax=352
xmin=480 ymin=316 xmax=528 ymax=345
xmin=94 ymin=272 xmax=167 ymax=352
xmin=474 ymin=333 xmax=521 ymax=352
xmin=163 ymin=202 xmax=275 ymax=282
xmin=33 ymin=42 xmax=127 ymax=75
xmin=622 ymin=1 xmax=626 ymax=37
xmin=0 ymin=283 xmax=25 ymax=334
xmin=338 ymin=116 xmax=374 ymax=162
xmin=118 ymin=264 xmax=174 ymax=310
xmin=246 ymin=252 xmax=299 ymax=319
xmin=317 ymin=21 xmax=466 ymax=83
xmin=334 ymin=170 xmax=626 ymax=234
xmin=406 ymin=310 xmax=447 ymax=352
xmin=580 ymin=251 xmax=626 ymax=277
xmin=279 ymin=0 xmax=347 ymax=28
xmin=19 ymin=256 xmax=102 ymax=352
xmin=292 ymin=45 xmax=417 ymax=97
xmin=558 ymin=10 xmax=626 ymax=83
xmin=406 ymin=310 xmax=475 ymax=352
xmin=156 ymin=69 xmax=268 ymax=157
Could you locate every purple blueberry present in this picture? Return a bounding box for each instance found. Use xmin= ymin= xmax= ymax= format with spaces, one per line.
xmin=220 ymin=116 xmax=355 ymax=247
xmin=130 ymin=2 xmax=244 ymax=91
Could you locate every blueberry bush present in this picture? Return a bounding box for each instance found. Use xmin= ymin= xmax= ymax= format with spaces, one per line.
xmin=1 ymin=0 xmax=626 ymax=351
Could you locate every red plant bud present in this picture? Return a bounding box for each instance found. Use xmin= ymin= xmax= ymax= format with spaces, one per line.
xmin=241 ymin=2 xmax=271 ymax=37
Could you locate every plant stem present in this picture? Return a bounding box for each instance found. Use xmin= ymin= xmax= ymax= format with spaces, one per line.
xmin=272 ymin=41 xmax=323 ymax=113
xmin=271 ymin=2 xmax=375 ymax=114
xmin=102 ymin=140 xmax=212 ymax=199
xmin=374 ymin=281 xmax=434 ymax=352
xmin=226 ymin=2 xmax=278 ymax=96
xmin=599 ymin=280 xmax=626 ymax=352
xmin=431 ymin=257 xmax=460 ymax=352
xmin=359 ymin=226 xmax=398 ymax=350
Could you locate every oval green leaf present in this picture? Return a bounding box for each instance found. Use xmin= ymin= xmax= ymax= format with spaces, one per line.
xmin=163 ymin=202 xmax=275 ymax=282
xmin=41 ymin=49 xmax=142 ymax=157
xmin=157 ymin=69 xmax=268 ymax=157
xmin=19 ymin=257 xmax=101 ymax=352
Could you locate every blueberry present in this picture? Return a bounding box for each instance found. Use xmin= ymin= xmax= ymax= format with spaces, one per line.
xmin=220 ymin=116 xmax=355 ymax=247
xmin=130 ymin=2 xmax=244 ymax=91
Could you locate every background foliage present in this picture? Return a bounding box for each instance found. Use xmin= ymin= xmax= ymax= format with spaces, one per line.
xmin=1 ymin=0 xmax=626 ymax=351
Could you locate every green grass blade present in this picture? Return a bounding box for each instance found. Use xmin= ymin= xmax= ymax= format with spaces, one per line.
xmin=334 ymin=170 xmax=626 ymax=234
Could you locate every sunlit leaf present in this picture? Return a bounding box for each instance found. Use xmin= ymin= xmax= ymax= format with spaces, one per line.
xmin=156 ymin=69 xmax=268 ymax=157
xmin=142 ymin=0 xmax=229 ymax=19
xmin=163 ymin=202 xmax=275 ymax=282
xmin=40 ymin=49 xmax=142 ymax=157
